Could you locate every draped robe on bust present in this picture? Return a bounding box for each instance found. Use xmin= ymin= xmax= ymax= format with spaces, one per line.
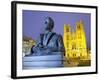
xmin=31 ymin=31 xmax=65 ymax=56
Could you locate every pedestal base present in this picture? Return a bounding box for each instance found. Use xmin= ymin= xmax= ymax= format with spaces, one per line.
xmin=23 ymin=54 xmax=63 ymax=69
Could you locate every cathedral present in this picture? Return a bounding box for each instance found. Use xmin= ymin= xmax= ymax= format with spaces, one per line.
xmin=63 ymin=20 xmax=90 ymax=60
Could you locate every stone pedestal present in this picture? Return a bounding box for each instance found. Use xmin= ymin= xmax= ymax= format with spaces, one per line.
xmin=23 ymin=53 xmax=63 ymax=69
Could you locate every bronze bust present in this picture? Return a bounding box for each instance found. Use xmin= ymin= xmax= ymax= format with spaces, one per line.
xmin=31 ymin=17 xmax=65 ymax=56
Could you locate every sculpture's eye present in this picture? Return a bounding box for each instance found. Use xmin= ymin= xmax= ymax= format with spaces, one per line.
xmin=45 ymin=21 xmax=47 ymax=24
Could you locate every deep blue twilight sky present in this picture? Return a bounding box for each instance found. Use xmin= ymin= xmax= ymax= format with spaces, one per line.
xmin=23 ymin=10 xmax=91 ymax=48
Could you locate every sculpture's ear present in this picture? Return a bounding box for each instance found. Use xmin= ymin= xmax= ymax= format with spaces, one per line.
xmin=50 ymin=20 xmax=54 ymax=30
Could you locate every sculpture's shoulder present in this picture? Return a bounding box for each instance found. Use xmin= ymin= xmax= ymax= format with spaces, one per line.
xmin=52 ymin=32 xmax=62 ymax=39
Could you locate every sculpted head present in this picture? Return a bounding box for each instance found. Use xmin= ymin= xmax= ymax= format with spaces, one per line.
xmin=44 ymin=17 xmax=54 ymax=31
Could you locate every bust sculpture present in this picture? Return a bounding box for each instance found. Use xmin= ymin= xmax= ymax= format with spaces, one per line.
xmin=31 ymin=17 xmax=65 ymax=56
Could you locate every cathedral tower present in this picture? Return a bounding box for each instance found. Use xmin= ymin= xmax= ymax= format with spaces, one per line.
xmin=76 ymin=20 xmax=87 ymax=58
xmin=63 ymin=24 xmax=71 ymax=58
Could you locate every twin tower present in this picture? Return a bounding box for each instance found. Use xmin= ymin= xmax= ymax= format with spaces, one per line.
xmin=63 ymin=20 xmax=88 ymax=59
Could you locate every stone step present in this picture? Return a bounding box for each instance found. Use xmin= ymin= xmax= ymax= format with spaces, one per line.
xmin=23 ymin=61 xmax=63 ymax=67
xmin=23 ymin=54 xmax=63 ymax=62
xmin=23 ymin=54 xmax=64 ymax=69
xmin=23 ymin=66 xmax=62 ymax=69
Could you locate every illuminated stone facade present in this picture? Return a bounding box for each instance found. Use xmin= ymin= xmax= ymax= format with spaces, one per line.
xmin=63 ymin=20 xmax=89 ymax=60
xmin=22 ymin=36 xmax=36 ymax=56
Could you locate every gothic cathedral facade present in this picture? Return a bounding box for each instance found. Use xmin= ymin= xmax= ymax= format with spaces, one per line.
xmin=63 ymin=20 xmax=89 ymax=60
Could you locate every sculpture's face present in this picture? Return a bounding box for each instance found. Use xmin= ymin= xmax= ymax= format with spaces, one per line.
xmin=44 ymin=17 xmax=53 ymax=31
